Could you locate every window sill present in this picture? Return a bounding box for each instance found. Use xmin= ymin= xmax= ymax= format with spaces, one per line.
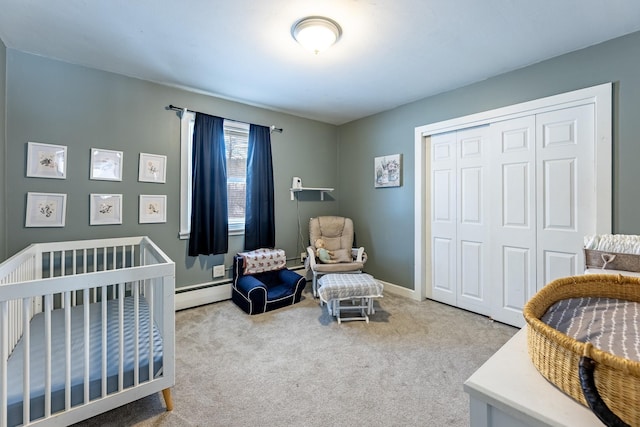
xmin=178 ymin=229 xmax=245 ymax=240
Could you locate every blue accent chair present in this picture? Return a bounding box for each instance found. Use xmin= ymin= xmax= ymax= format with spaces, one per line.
xmin=232 ymin=254 xmax=306 ymax=315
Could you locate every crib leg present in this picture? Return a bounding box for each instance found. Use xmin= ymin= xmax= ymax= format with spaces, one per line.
xmin=162 ymin=388 xmax=174 ymax=411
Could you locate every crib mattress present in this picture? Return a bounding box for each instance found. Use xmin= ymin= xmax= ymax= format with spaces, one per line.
xmin=6 ymin=295 xmax=163 ymax=426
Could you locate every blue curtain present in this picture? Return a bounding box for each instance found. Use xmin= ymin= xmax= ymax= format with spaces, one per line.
xmin=188 ymin=113 xmax=228 ymax=256
xmin=244 ymin=124 xmax=275 ymax=251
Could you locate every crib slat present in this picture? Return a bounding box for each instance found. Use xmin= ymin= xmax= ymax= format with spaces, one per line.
xmin=101 ymin=287 xmax=107 ymax=398
xmin=48 ymin=251 xmax=54 ymax=280
xmin=83 ymin=290 xmax=90 ymax=405
xmin=118 ymin=283 xmax=124 ymax=392
xmin=44 ymin=295 xmax=52 ymax=418
xmin=22 ymin=298 xmax=31 ymax=425
xmin=64 ymin=292 xmax=71 ymax=411
xmin=148 ymin=282 xmax=154 ymax=382
xmin=134 ymin=286 xmax=140 ymax=386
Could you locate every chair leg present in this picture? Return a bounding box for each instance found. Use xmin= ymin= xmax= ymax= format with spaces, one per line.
xmin=162 ymin=388 xmax=174 ymax=411
xmin=312 ymin=271 xmax=318 ymax=297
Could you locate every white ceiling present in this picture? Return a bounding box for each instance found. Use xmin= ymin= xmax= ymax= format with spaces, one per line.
xmin=1 ymin=1 xmax=639 ymax=125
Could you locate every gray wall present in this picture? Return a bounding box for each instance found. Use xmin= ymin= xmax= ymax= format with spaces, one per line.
xmin=4 ymin=50 xmax=339 ymax=288
xmin=5 ymin=30 xmax=640 ymax=294
xmin=0 ymin=39 xmax=6 ymax=261
xmin=338 ymin=30 xmax=640 ymax=291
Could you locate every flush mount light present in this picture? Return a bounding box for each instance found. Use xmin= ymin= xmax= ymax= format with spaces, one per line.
xmin=291 ymin=16 xmax=342 ymax=54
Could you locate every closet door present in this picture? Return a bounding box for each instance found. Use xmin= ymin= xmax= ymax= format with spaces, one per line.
xmin=456 ymin=127 xmax=490 ymax=315
xmin=430 ymin=132 xmax=457 ymax=306
xmin=489 ymin=116 xmax=537 ymax=326
xmin=536 ymin=104 xmax=595 ymax=287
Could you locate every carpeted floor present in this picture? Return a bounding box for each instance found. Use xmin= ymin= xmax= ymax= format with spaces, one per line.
xmin=74 ymin=284 xmax=518 ymax=426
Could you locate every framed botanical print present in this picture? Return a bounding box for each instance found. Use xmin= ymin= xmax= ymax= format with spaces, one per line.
xmin=90 ymin=148 xmax=123 ymax=181
xmin=139 ymin=195 xmax=167 ymax=223
xmin=138 ymin=153 xmax=167 ymax=183
xmin=89 ymin=193 xmax=123 ymax=225
xmin=26 ymin=142 xmax=67 ymax=179
xmin=25 ymin=192 xmax=67 ymax=227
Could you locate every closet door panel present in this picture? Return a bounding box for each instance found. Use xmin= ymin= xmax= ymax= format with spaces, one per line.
xmin=489 ymin=116 xmax=536 ymax=327
xmin=543 ymin=250 xmax=577 ymax=284
xmin=433 ymin=237 xmax=456 ymax=302
xmin=456 ymin=128 xmax=490 ymax=315
xmin=431 ymin=133 xmax=457 ymax=305
xmin=460 ymin=240 xmax=483 ymax=301
xmin=502 ymin=246 xmax=532 ymax=311
xmin=536 ymin=105 xmax=595 ymax=290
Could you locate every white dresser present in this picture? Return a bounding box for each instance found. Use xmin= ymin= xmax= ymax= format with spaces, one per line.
xmin=464 ymin=328 xmax=602 ymax=427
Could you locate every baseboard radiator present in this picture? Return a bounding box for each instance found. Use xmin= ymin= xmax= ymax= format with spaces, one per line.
xmin=175 ymin=266 xmax=417 ymax=311
xmin=175 ymin=265 xmax=307 ymax=311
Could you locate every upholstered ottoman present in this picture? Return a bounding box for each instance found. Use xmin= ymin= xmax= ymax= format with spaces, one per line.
xmin=317 ymin=273 xmax=383 ymax=323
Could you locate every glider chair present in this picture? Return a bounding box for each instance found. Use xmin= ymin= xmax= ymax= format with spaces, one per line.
xmin=306 ymin=216 xmax=367 ymax=297
xmin=232 ymin=248 xmax=306 ymax=315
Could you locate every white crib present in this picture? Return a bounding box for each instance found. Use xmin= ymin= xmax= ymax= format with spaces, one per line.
xmin=0 ymin=236 xmax=175 ymax=427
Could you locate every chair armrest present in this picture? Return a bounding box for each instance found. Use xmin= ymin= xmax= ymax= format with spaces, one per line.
xmin=278 ymin=269 xmax=305 ymax=288
xmin=352 ymin=247 xmax=366 ymax=263
xmin=234 ymin=275 xmax=267 ymax=297
xmin=306 ymin=246 xmax=317 ymax=269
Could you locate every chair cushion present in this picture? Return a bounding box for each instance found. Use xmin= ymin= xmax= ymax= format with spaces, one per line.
xmin=309 ymin=216 xmax=354 ymax=251
xmin=331 ymin=249 xmax=352 ymax=263
xmin=317 ymin=273 xmax=383 ymax=303
xmin=313 ymin=261 xmax=364 ymax=273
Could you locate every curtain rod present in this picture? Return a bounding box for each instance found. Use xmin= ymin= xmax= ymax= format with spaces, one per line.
xmin=168 ymin=104 xmax=283 ymax=133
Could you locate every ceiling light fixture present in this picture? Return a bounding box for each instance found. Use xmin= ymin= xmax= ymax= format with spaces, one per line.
xmin=291 ymin=16 xmax=342 ymax=55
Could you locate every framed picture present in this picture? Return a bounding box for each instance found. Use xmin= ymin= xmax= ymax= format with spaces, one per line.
xmin=90 ymin=194 xmax=123 ymax=225
xmin=26 ymin=142 xmax=67 ymax=179
xmin=138 ymin=153 xmax=167 ymax=183
xmin=374 ymin=154 xmax=402 ymax=188
xmin=139 ymin=195 xmax=167 ymax=223
xmin=90 ymin=148 xmax=123 ymax=181
xmin=25 ymin=192 xmax=67 ymax=227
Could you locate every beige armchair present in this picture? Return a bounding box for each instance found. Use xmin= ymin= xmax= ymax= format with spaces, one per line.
xmin=306 ymin=216 xmax=367 ymax=297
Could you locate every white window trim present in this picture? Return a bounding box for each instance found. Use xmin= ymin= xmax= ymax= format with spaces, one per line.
xmin=179 ymin=111 xmax=248 ymax=239
xmin=179 ymin=110 xmax=195 ymax=239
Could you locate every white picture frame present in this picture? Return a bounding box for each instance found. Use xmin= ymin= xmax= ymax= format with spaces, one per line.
xmin=26 ymin=142 xmax=67 ymax=179
xmin=139 ymin=195 xmax=167 ymax=223
xmin=138 ymin=153 xmax=167 ymax=183
xmin=90 ymin=148 xmax=123 ymax=181
xmin=25 ymin=192 xmax=67 ymax=227
xmin=374 ymin=153 xmax=402 ymax=188
xmin=90 ymin=193 xmax=123 ymax=225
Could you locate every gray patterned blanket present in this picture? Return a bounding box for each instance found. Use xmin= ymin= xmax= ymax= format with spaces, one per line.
xmin=541 ymin=296 xmax=640 ymax=361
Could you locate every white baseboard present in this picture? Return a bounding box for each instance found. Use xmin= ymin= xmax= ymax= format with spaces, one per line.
xmin=378 ymin=279 xmax=420 ymax=300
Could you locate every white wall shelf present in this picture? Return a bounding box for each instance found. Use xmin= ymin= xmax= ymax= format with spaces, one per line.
xmin=290 ymin=187 xmax=334 ymax=201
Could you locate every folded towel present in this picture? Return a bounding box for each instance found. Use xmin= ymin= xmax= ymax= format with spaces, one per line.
xmin=584 ymin=234 xmax=640 ymax=254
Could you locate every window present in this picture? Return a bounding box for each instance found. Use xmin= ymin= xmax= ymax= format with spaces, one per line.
xmin=179 ymin=112 xmax=249 ymax=239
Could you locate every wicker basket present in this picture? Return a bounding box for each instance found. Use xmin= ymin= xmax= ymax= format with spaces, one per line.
xmin=584 ymin=248 xmax=640 ymax=272
xmin=523 ymin=274 xmax=640 ymax=426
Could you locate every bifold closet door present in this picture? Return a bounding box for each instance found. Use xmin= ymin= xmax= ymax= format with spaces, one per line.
xmin=431 ymin=132 xmax=457 ymax=306
xmin=536 ymin=104 xmax=595 ymax=286
xmin=455 ymin=127 xmax=490 ymax=315
xmin=430 ymin=127 xmax=490 ymax=314
xmin=489 ymin=116 xmax=537 ymax=326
